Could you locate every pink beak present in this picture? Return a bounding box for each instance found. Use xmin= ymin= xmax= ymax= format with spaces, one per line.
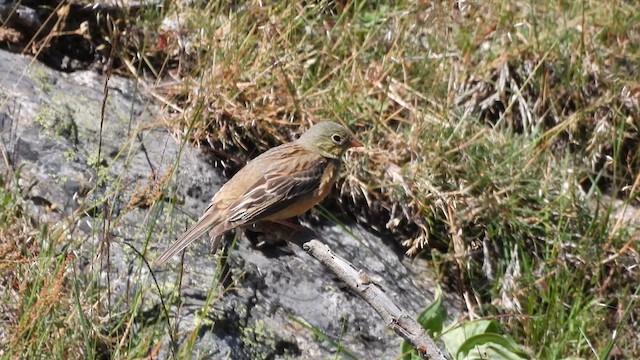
xmin=348 ymin=138 xmax=363 ymax=148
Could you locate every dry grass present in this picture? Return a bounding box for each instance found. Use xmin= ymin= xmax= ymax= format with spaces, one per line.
xmin=0 ymin=179 xmax=91 ymax=358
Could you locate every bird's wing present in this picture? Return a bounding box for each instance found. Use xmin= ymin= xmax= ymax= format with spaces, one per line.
xmin=224 ymin=146 xmax=329 ymax=226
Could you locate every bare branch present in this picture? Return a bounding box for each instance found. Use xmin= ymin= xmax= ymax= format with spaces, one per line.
xmin=300 ymin=239 xmax=445 ymax=359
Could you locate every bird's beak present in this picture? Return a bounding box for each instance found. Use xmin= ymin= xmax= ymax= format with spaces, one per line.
xmin=348 ymin=138 xmax=363 ymax=148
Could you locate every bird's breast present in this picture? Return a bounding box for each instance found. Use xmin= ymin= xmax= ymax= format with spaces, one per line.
xmin=316 ymin=159 xmax=339 ymax=199
xmin=265 ymin=159 xmax=340 ymax=220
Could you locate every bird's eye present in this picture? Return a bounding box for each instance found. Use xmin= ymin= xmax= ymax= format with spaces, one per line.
xmin=331 ymin=134 xmax=343 ymax=144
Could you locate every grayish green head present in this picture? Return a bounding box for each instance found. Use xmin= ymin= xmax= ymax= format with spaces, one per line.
xmin=297 ymin=121 xmax=362 ymax=158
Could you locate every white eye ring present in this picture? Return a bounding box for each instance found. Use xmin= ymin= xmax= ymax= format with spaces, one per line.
xmin=331 ymin=134 xmax=343 ymax=144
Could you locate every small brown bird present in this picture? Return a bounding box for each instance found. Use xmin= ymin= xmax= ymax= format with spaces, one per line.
xmin=155 ymin=121 xmax=362 ymax=266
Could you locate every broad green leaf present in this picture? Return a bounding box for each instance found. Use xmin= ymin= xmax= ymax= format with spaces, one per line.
xmin=442 ymin=319 xmax=498 ymax=354
xmin=416 ymin=287 xmax=447 ymax=337
xmin=457 ymin=333 xmax=530 ymax=360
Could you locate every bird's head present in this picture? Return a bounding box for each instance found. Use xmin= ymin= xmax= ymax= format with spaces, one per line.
xmin=297 ymin=121 xmax=362 ymax=159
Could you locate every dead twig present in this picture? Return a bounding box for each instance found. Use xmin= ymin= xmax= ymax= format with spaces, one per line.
xmin=276 ymin=227 xmax=446 ymax=360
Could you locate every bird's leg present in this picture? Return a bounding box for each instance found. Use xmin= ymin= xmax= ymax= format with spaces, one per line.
xmin=207 ymin=230 xmax=225 ymax=253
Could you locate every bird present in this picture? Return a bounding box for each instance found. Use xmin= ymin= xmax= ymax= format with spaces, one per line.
xmin=154 ymin=121 xmax=362 ymax=266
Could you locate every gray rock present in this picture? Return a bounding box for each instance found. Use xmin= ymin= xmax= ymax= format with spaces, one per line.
xmin=0 ymin=49 xmax=462 ymax=359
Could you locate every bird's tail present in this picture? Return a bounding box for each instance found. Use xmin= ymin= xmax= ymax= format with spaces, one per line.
xmin=154 ymin=212 xmax=223 ymax=266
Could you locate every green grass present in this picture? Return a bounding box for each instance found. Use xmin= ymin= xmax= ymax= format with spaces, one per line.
xmin=2 ymin=0 xmax=640 ymax=358
xmin=0 ymin=139 xmax=233 ymax=358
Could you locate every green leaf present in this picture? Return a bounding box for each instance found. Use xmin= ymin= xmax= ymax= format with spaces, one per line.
xmin=441 ymin=320 xmax=530 ymax=360
xmin=442 ymin=319 xmax=496 ymax=354
xmin=400 ymin=340 xmax=423 ymax=360
xmin=457 ymin=333 xmax=530 ymax=360
xmin=416 ymin=287 xmax=448 ymax=337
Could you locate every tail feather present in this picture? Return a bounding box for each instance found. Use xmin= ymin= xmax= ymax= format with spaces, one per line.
xmin=154 ymin=213 xmax=223 ymax=266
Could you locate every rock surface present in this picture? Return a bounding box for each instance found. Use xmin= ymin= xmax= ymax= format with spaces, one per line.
xmin=0 ymin=49 xmax=462 ymax=359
